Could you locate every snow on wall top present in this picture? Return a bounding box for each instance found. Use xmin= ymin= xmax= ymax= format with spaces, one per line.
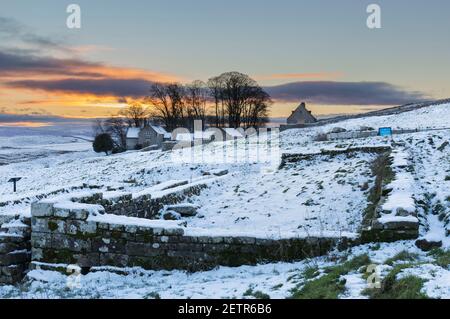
xmin=88 ymin=213 xmax=185 ymax=229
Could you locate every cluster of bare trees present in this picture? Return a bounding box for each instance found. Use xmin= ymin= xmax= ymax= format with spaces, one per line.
xmin=148 ymin=72 xmax=271 ymax=130
xmin=207 ymin=72 xmax=271 ymax=128
xmin=146 ymin=82 xmax=206 ymax=131
xmin=94 ymin=72 xmax=271 ymax=150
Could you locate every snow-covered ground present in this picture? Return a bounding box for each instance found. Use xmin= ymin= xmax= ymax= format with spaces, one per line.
xmin=0 ymin=135 xmax=92 ymax=167
xmin=0 ymin=241 xmax=448 ymax=299
xmin=188 ymin=152 xmax=375 ymax=238
xmin=0 ymin=102 xmax=449 ymax=298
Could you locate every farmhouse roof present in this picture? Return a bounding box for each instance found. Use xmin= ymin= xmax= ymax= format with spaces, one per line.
xmin=126 ymin=127 xmax=141 ymax=139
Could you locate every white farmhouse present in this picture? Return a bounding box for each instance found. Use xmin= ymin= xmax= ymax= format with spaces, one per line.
xmin=126 ymin=125 xmax=170 ymax=150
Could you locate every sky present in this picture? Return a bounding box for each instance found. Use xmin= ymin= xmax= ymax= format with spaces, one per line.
xmin=1 ymin=0 xmax=450 ymax=126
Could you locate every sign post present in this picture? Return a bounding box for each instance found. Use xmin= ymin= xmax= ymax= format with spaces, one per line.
xmin=8 ymin=177 xmax=22 ymax=193
xmin=378 ymin=127 xmax=393 ymax=137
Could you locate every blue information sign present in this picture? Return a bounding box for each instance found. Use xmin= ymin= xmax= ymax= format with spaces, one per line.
xmin=378 ymin=127 xmax=393 ymax=136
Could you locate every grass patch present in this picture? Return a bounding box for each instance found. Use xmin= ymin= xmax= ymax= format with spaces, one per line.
xmin=291 ymin=254 xmax=370 ymax=299
xmin=428 ymin=249 xmax=450 ymax=268
xmin=363 ymin=264 xmax=428 ymax=299
xmin=385 ymin=251 xmax=419 ymax=266
xmin=303 ymin=266 xmax=320 ymax=280
xmin=271 ymin=283 xmax=283 ymax=290
xmin=243 ymin=288 xmax=270 ymax=299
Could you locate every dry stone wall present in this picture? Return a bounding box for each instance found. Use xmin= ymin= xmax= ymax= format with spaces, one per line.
xmin=30 ymin=201 xmax=349 ymax=271
xmin=0 ymin=217 xmax=31 ymax=284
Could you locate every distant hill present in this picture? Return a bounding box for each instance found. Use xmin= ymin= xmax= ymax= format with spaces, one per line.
xmin=315 ymin=98 xmax=450 ymax=126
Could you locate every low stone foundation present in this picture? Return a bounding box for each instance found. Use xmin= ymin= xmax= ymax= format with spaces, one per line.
xmin=30 ymin=201 xmax=350 ymax=271
xmin=360 ymin=149 xmax=419 ymax=242
xmin=280 ymin=146 xmax=392 ymax=168
xmin=99 ymin=184 xmax=207 ymax=219
xmin=43 ymin=181 xmax=209 ymax=220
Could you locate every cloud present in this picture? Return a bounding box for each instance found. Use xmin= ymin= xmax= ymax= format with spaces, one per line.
xmin=6 ymin=74 xmax=429 ymax=106
xmin=0 ymin=16 xmax=428 ymax=107
xmin=0 ymin=16 xmax=67 ymax=52
xmin=265 ymin=81 xmax=428 ymax=105
xmin=0 ymin=50 xmax=103 ymax=78
xmin=254 ymin=72 xmax=342 ymax=81
xmin=8 ymin=78 xmax=153 ymax=97
xmin=0 ymin=49 xmax=179 ymax=84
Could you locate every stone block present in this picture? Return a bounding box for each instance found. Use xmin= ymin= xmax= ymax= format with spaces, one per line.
xmin=124 ymin=225 xmax=138 ymax=233
xmin=197 ymin=236 xmax=213 ymax=244
xmin=1 ymin=264 xmax=25 ymax=277
xmin=31 ymin=232 xmax=52 ymax=248
xmin=0 ymin=242 xmax=20 ymax=254
xmin=100 ymin=253 xmax=129 ymax=267
xmin=98 ymin=222 xmax=110 ymax=230
xmin=109 ymin=223 xmax=125 ymax=232
xmin=31 ymin=202 xmax=54 ymax=217
xmin=382 ymin=220 xmax=418 ymax=230
xmin=163 ymin=211 xmax=181 ymax=220
xmin=74 ymin=253 xmax=100 ymax=267
xmin=178 ymin=236 xmax=197 ymax=243
xmin=71 ymin=209 xmax=89 ymax=220
xmin=52 ymin=234 xmax=91 ymax=252
xmin=155 ymin=235 xmax=180 ymax=243
xmin=31 ymin=217 xmax=50 ymax=233
xmin=255 ymin=238 xmax=276 ymax=246
xmin=152 ymin=227 xmax=164 ymax=235
xmin=48 ymin=219 xmax=65 ymax=233
xmin=0 ymin=250 xmax=29 ymax=265
xmin=223 ymin=236 xmax=256 ymax=245
xmin=92 ymin=238 xmax=125 ymax=254
xmin=31 ymin=247 xmax=43 ymax=261
xmin=125 ymin=242 xmax=162 ymax=257
xmin=167 ymin=250 xmax=206 ymax=259
xmin=163 ymin=228 xmax=184 ymax=236
xmin=78 ymin=221 xmax=98 ymax=234
xmin=54 ymin=207 xmax=71 ymax=218
xmin=165 ymin=204 xmax=199 ymax=217
xmin=158 ymin=236 xmax=169 ymax=243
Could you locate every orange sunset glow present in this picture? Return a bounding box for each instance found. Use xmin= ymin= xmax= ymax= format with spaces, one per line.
xmin=2 ymin=1 xmax=448 ymax=124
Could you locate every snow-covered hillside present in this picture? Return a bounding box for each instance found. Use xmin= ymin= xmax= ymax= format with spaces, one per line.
xmin=0 ymin=101 xmax=449 ymax=299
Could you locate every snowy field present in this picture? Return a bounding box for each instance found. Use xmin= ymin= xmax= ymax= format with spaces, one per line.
xmin=0 ymin=136 xmax=92 ymax=166
xmin=188 ymin=152 xmax=376 ymax=238
xmin=0 ymin=241 xmax=448 ymax=299
xmin=0 ymin=102 xmax=449 ymax=298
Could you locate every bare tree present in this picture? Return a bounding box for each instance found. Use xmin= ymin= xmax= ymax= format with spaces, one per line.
xmin=147 ymin=82 xmax=186 ymax=131
xmin=93 ymin=119 xmax=105 ymax=136
xmin=103 ymin=117 xmax=128 ymax=149
xmin=119 ymin=101 xmax=150 ymax=127
xmin=145 ymin=72 xmax=270 ymax=131
xmin=212 ymin=72 xmax=271 ymax=128
xmin=185 ymin=80 xmax=208 ymax=130
xmin=243 ymin=87 xmax=271 ymax=127
xmin=207 ymin=76 xmax=224 ymax=127
xmin=94 ymin=117 xmax=128 ymax=150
